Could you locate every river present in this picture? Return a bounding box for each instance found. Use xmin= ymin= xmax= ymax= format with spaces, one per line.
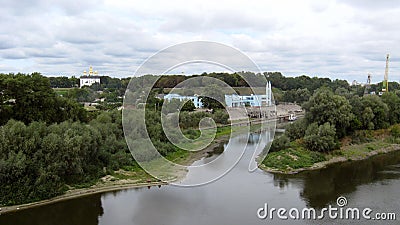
xmin=1 ymin=129 xmax=400 ymax=225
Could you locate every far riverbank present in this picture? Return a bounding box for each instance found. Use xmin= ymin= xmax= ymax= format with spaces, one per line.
xmin=260 ymin=139 xmax=400 ymax=174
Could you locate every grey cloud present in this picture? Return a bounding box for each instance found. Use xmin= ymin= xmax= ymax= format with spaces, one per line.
xmin=0 ymin=40 xmax=15 ymax=50
xmin=337 ymin=0 xmax=400 ymax=10
xmin=36 ymin=58 xmax=76 ymax=65
xmin=0 ymin=49 xmax=27 ymax=59
xmin=159 ymin=10 xmax=277 ymax=33
xmin=0 ymin=0 xmax=102 ymax=16
xmin=0 ymin=0 xmax=399 ymax=82
xmin=28 ymin=49 xmax=67 ymax=58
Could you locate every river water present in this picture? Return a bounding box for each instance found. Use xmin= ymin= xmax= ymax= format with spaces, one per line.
xmin=1 ymin=129 xmax=400 ymax=225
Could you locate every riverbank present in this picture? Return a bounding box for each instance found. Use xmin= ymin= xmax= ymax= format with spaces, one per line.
xmin=260 ymin=140 xmax=400 ymax=174
xmin=1 ymin=120 xmax=267 ymax=215
xmin=0 ymin=180 xmax=168 ymax=215
xmin=0 ymin=138 xmax=226 ymax=215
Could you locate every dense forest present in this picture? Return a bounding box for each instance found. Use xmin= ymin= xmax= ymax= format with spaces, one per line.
xmin=0 ymin=72 xmax=229 ymax=206
xmin=0 ymin=112 xmax=133 ymax=205
xmin=0 ymin=73 xmax=136 ymax=205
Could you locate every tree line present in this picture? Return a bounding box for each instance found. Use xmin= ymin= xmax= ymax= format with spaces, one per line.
xmin=0 ymin=111 xmax=134 ymax=206
xmin=0 ymin=73 xmax=134 ymax=205
xmin=0 ymin=73 xmax=230 ymax=206
xmin=0 ymin=73 xmax=88 ymax=125
xmin=272 ymin=87 xmax=400 ymax=153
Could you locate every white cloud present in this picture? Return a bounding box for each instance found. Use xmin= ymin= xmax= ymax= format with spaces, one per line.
xmin=0 ymin=0 xmax=399 ymax=83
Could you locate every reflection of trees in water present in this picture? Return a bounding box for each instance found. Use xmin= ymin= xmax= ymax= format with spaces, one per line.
xmin=0 ymin=194 xmax=104 ymax=225
xmin=273 ymin=176 xmax=290 ymax=189
xmin=207 ymin=142 xmax=225 ymax=157
xmin=272 ymin=151 xmax=400 ymax=208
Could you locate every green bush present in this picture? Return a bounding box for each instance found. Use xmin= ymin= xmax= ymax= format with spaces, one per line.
xmin=350 ymin=130 xmax=374 ymax=144
xmin=285 ymin=119 xmax=307 ymax=141
xmin=391 ymin=124 xmax=400 ymax=138
xmin=212 ymin=109 xmax=229 ymax=125
xmin=303 ymin=122 xmax=339 ymax=152
xmin=270 ymin=135 xmax=290 ymax=152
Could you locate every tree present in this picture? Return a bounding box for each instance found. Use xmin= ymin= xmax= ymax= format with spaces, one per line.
xmin=302 ymin=88 xmax=353 ymax=138
xmin=66 ymin=87 xmax=96 ymax=102
xmin=198 ymin=84 xmax=225 ymax=110
xmin=181 ymin=100 xmax=196 ymax=112
xmin=162 ymin=98 xmax=181 ymax=113
xmin=199 ymin=96 xmax=224 ymax=110
xmin=334 ymin=87 xmax=350 ymax=98
xmin=391 ymin=124 xmax=400 ymax=138
xmin=361 ymin=95 xmax=389 ymax=129
xmin=0 ymin=73 xmax=88 ymax=125
xmin=270 ymin=135 xmax=290 ymax=152
xmin=303 ymin=122 xmax=338 ymax=152
xmin=283 ymin=88 xmax=311 ymax=103
xmin=381 ymin=92 xmax=400 ymax=125
xmin=212 ymin=109 xmax=229 ymax=124
xmin=285 ymin=119 xmax=307 ymax=141
xmin=361 ymin=107 xmax=375 ymax=130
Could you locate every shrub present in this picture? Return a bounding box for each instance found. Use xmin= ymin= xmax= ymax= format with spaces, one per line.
xmin=269 ymin=135 xmax=290 ymax=152
xmin=285 ymin=119 xmax=307 ymax=141
xmin=303 ymin=122 xmax=339 ymax=152
xmin=212 ymin=109 xmax=229 ymax=125
xmin=391 ymin=124 xmax=400 ymax=138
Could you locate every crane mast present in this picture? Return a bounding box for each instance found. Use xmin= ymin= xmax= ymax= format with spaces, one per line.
xmin=382 ymin=54 xmax=389 ymax=92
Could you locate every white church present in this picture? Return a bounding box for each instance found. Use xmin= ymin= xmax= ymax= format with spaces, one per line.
xmin=80 ymin=66 xmax=101 ymax=88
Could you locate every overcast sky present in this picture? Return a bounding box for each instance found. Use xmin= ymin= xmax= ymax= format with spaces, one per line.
xmin=1 ymin=0 xmax=399 ymax=83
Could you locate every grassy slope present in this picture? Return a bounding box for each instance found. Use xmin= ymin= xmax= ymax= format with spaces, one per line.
xmin=262 ymin=146 xmax=326 ymax=172
xmin=261 ymin=129 xmax=400 ymax=173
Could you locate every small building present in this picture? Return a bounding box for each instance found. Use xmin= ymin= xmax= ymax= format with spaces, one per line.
xmin=80 ymin=66 xmax=101 ymax=88
xmin=163 ymin=93 xmax=204 ymax=108
xmin=225 ymin=81 xmax=274 ymax=107
xmin=225 ymin=94 xmax=264 ymax=107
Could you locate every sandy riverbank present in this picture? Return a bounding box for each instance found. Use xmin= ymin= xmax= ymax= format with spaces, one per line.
xmin=0 ymin=180 xmax=167 ymax=215
xmin=0 ymin=129 xmax=233 ymax=215
xmin=0 ymin=120 xmax=268 ymax=215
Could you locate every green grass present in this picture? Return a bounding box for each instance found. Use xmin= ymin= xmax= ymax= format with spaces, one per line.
xmin=165 ymin=148 xmax=189 ymax=163
xmin=262 ymin=147 xmax=326 ymax=171
xmin=53 ymin=88 xmax=72 ymax=96
xmin=262 ymin=134 xmax=395 ymax=173
xmin=332 ymin=140 xmax=391 ymax=159
xmin=71 ymin=179 xmax=98 ymax=189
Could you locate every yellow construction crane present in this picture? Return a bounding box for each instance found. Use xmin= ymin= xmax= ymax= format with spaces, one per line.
xmin=382 ymin=54 xmax=389 ymax=92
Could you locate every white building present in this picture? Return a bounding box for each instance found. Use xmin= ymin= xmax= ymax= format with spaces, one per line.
xmin=225 ymin=81 xmax=273 ymax=107
xmin=80 ymin=66 xmax=101 ymax=88
xmin=163 ymin=94 xmax=204 ymax=108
